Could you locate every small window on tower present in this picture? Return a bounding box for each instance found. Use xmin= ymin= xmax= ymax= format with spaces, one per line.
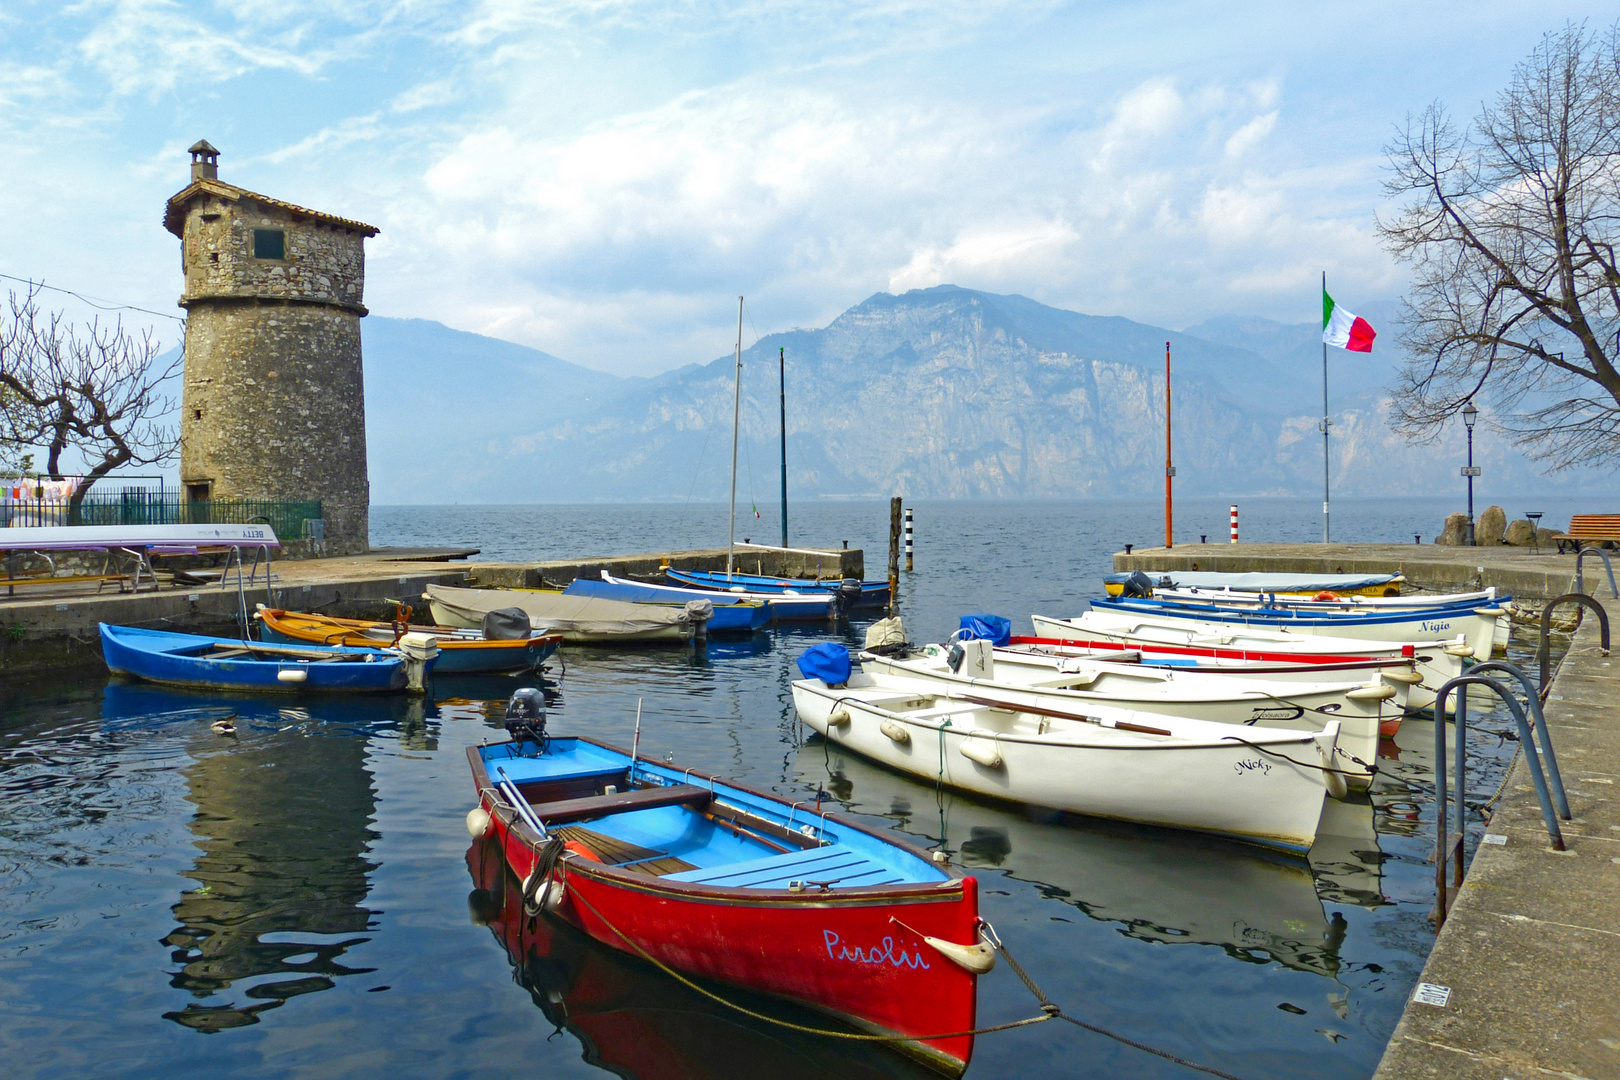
xmin=209 ymin=252 xmax=219 ymax=264
xmin=253 ymin=229 xmax=285 ymax=259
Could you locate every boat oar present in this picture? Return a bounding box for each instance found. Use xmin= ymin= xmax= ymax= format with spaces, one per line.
xmin=954 ymin=693 xmax=1172 ymax=737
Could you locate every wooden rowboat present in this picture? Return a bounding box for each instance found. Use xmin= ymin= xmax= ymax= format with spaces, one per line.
xmin=791 ymin=675 xmax=1339 ymax=852
xmin=859 ymin=642 xmax=1393 ymax=781
xmin=99 ymin=623 xmax=434 ymax=694
xmin=254 ymin=608 xmax=562 ymax=674
xmin=468 ymin=733 xmax=986 ymax=1076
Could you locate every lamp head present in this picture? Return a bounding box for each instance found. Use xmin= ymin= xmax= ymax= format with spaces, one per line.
xmin=1462 ymin=400 xmax=1478 ymax=430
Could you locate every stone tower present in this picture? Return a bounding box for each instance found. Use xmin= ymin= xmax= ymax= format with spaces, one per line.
xmin=166 ymin=140 xmax=378 ymax=555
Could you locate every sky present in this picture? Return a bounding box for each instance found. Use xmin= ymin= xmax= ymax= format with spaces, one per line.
xmin=0 ymin=1 xmax=1613 ymax=377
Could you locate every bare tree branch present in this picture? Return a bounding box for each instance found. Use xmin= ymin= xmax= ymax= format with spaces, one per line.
xmin=0 ymin=286 xmax=180 ymax=509
xmin=1379 ymin=21 xmax=1620 ymax=471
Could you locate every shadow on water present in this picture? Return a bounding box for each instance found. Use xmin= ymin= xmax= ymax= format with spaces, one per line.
xmin=792 ymin=744 xmax=1382 ymax=981
xmin=462 ymin=835 xmax=938 ymax=1080
xmin=97 ymin=683 xmax=419 ymax=1033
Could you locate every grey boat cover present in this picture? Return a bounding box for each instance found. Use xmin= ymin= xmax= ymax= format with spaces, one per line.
xmin=481 ymin=607 xmax=532 ymax=641
xmin=1104 ymin=570 xmax=1402 ymax=593
xmin=425 ymin=585 xmax=691 ymax=641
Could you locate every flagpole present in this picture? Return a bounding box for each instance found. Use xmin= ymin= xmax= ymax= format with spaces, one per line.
xmin=1321 ymin=271 xmax=1331 ymax=544
xmin=1164 ymin=340 xmax=1173 ymax=549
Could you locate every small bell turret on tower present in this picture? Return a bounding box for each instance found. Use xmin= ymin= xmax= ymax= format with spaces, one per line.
xmin=188 ymin=140 xmax=219 ymax=182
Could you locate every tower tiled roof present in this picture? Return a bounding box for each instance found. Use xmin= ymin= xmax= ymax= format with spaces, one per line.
xmin=163 ymin=178 xmax=379 ymax=239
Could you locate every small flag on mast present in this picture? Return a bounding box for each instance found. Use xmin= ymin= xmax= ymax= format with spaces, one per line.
xmin=1322 ymin=290 xmax=1376 ymax=352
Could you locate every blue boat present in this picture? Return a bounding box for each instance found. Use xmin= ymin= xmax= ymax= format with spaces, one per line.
xmin=581 ymin=572 xmax=838 ymax=621
xmin=563 ymin=578 xmax=776 ymax=632
xmin=99 ymin=624 xmax=432 ymax=694
xmin=664 ymin=568 xmax=890 ymax=608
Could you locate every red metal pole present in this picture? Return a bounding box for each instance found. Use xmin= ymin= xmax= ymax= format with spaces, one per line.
xmin=1165 ymin=342 xmax=1173 ymax=549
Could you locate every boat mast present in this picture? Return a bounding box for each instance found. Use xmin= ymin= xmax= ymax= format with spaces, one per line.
xmin=779 ymin=346 xmax=788 ymax=548
xmin=726 ymin=296 xmax=743 ymax=578
xmin=1164 ymin=341 xmax=1173 ymax=549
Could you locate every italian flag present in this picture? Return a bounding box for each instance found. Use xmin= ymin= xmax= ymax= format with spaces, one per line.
xmin=1322 ymin=291 xmax=1376 ymax=352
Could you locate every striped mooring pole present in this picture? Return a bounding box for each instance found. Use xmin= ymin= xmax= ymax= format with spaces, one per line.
xmin=904 ymin=507 xmax=914 ymax=570
xmin=1229 ymin=504 xmax=1239 ymax=544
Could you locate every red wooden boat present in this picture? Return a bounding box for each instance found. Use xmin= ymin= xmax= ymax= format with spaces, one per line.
xmin=465 ymin=838 xmax=944 ymax=1080
xmin=465 ymin=710 xmax=988 ymax=1077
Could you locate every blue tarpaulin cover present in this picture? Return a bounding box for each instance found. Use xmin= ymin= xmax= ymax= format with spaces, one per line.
xmin=958 ymin=614 xmax=1012 ymax=647
xmin=797 ymin=643 xmax=852 ymax=684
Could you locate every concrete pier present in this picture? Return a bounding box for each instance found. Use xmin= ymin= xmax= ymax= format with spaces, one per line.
xmin=1373 ymin=593 xmax=1620 ymax=1080
xmin=1110 ymin=542 xmax=1620 ymax=1076
xmin=0 ymin=544 xmax=862 ymax=678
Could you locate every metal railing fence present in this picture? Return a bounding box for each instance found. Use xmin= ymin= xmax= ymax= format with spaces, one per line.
xmin=0 ymin=491 xmax=321 ymax=542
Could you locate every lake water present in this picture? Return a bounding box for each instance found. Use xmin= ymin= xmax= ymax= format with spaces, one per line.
xmin=0 ymin=497 xmax=1571 ymax=1080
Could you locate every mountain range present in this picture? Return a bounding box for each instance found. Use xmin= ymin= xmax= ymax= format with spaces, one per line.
xmin=361 ymin=285 xmax=1595 ymax=504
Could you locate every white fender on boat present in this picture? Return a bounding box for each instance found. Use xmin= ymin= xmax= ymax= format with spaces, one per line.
xmin=959 ymin=737 xmax=1002 ymax=769
xmin=1346 ymin=684 xmax=1397 ymax=701
xmin=1381 ymin=670 xmax=1425 ymax=685
xmin=277 ymin=668 xmax=308 ymax=683
xmin=828 ymin=706 xmax=852 ymax=728
xmin=923 ymin=935 xmax=997 ymax=974
xmin=542 ymin=879 xmax=566 ymax=912
xmin=1444 ymin=642 xmax=1474 ymax=657
xmin=880 ymin=719 xmax=911 ymax=744
xmin=465 ymin=806 xmax=492 ymax=840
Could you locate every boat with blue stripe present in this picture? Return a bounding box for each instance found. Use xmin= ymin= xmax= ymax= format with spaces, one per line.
xmin=570 ymin=571 xmax=839 ymax=621
xmin=665 ymin=568 xmax=890 ymax=608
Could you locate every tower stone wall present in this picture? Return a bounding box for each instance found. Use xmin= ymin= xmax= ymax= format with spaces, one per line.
xmin=168 ymin=142 xmax=377 ymax=555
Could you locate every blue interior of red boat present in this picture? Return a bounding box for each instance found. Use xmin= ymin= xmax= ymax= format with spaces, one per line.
xmin=482 ymin=737 xmax=947 ymax=889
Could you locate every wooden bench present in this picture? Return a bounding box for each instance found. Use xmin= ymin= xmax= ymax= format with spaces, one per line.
xmin=1552 ymin=514 xmax=1620 ymax=553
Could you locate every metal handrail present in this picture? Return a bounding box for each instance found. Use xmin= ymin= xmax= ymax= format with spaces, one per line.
xmin=1431 ymin=675 xmax=1566 ymax=929
xmin=1470 ymin=660 xmax=1571 ymax=819
xmin=1575 ymin=547 xmax=1619 ymax=598
xmin=1537 ymin=594 xmax=1611 ymax=694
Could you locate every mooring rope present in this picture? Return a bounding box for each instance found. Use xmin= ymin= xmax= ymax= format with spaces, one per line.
xmin=561 ymin=879 xmax=1250 ymax=1079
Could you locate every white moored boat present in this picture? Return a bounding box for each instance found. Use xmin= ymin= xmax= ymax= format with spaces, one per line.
xmin=1032 ymin=612 xmax=1470 ymax=713
xmin=1084 ymin=597 xmax=1503 ymax=661
xmin=859 ymin=641 xmax=1391 ymax=787
xmin=790 ymin=674 xmax=1340 ymax=852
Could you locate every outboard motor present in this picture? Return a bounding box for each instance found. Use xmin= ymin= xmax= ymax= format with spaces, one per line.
xmin=835 ymin=578 xmax=864 ymax=613
xmin=504 ymin=687 xmax=549 ymax=754
xmin=1117 ymin=570 xmax=1156 ymax=599
xmin=483 ymin=607 xmax=532 ymax=641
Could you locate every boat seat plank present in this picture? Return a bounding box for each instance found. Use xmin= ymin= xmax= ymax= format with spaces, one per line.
xmin=535 ymin=783 xmax=712 ymax=825
xmin=661 ymin=844 xmax=905 ymax=890
xmin=550 ymin=825 xmax=698 ymax=876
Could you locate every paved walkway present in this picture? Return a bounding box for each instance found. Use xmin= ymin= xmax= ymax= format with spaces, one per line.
xmin=1373 ymin=595 xmax=1620 ymax=1080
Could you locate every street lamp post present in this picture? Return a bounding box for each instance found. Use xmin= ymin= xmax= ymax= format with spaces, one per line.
xmin=1461 ymin=400 xmax=1479 ymax=545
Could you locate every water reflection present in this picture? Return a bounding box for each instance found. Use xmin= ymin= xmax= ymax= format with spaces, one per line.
xmin=795 ymin=746 xmax=1386 ymax=979
xmin=99 ymin=684 xmax=403 ymax=1032
xmin=463 ymin=837 xmax=936 ymax=1080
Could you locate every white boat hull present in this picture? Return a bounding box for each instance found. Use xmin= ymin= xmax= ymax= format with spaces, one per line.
xmin=859 ymin=649 xmax=1387 ymax=788
xmin=791 ymin=679 xmax=1334 ymax=851
xmin=1035 ymin=613 xmax=1468 ymax=714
